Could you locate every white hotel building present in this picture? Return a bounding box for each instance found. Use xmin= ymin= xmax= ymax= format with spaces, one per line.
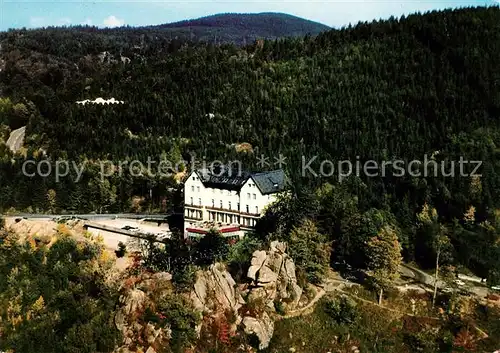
xmin=183 ymin=167 xmax=286 ymax=238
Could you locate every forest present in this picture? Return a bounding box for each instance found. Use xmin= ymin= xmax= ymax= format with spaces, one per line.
xmin=0 ymin=7 xmax=499 ymax=283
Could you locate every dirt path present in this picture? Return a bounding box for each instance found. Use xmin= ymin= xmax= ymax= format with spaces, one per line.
xmin=279 ymin=276 xmax=489 ymax=340
xmin=283 ymin=287 xmax=326 ymax=319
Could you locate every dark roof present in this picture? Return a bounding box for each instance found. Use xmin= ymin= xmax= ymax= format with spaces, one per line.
xmin=195 ymin=167 xmax=250 ymax=191
xmin=193 ymin=167 xmax=286 ymax=194
xmin=252 ymin=169 xmax=287 ymax=195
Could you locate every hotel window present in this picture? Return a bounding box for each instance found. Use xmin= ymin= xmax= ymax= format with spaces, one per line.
xmin=197 ymin=186 xmax=200 ymax=192
xmin=255 ymin=206 xmax=259 ymax=214
xmin=220 ymin=200 xmax=223 ymax=209
xmin=191 ymin=186 xmax=194 ymax=192
xmin=190 ymin=197 xmax=193 ymax=205
xmin=253 ymin=194 xmax=256 ymax=200
xmin=247 ymin=193 xmax=250 ymax=200
xmin=212 ymin=199 xmax=215 ymax=207
xmin=198 ymin=198 xmax=202 ymax=206
xmin=237 ymin=202 xmax=240 ymax=211
xmin=246 ymin=205 xmax=249 ymax=213
xmin=228 ymin=201 xmax=232 ymax=210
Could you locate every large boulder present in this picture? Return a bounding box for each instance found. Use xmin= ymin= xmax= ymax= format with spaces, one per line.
xmin=114 ymin=272 xmax=173 ymax=353
xmin=247 ymin=250 xmax=267 ymax=281
xmin=242 ymin=312 xmax=274 ymax=350
xmin=115 ymin=289 xmax=147 ymax=332
xmin=190 ymin=263 xmax=244 ymax=314
xmin=247 ymin=241 xmax=303 ymax=309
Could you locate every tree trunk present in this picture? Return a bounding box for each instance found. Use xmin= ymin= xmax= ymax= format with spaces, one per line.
xmin=378 ymin=288 xmax=383 ymax=305
xmin=432 ymin=248 xmax=440 ymax=308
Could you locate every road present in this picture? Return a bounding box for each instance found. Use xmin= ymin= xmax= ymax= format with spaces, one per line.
xmin=7 ymin=213 xmax=181 ymax=220
xmin=6 ymin=126 xmax=26 ymax=153
xmin=400 ymin=264 xmax=489 ymax=298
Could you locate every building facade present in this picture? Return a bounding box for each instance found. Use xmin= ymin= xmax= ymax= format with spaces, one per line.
xmin=183 ymin=168 xmax=286 ymax=238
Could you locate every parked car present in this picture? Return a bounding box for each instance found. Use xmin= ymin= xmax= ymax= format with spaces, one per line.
xmin=121 ymin=225 xmax=139 ymax=232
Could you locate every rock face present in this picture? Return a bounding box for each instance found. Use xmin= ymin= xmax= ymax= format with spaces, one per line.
xmin=114 ymin=272 xmax=173 ymax=353
xmin=115 ymin=289 xmax=147 ymax=334
xmin=247 ymin=241 xmax=303 ymax=309
xmin=190 ymin=263 xmax=245 ymax=314
xmin=188 ymin=241 xmax=303 ymax=351
xmin=240 ymin=241 xmax=303 ymax=349
xmin=242 ymin=312 xmax=274 ymax=350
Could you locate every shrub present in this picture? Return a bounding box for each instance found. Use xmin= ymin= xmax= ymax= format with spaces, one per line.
xmin=115 ymin=241 xmax=127 ymax=258
xmin=274 ymin=300 xmax=286 ymax=315
xmin=0 ymin=236 xmax=121 ymax=353
xmin=194 ymin=228 xmax=229 ymax=266
xmin=172 ymin=264 xmax=197 ymax=291
xmin=155 ymin=294 xmax=201 ymax=353
xmin=324 ymin=295 xmax=359 ymax=326
xmin=226 ymin=235 xmax=263 ymax=282
xmin=288 ymin=220 xmax=331 ymax=285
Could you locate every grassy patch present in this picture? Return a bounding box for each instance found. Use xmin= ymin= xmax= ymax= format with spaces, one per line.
xmin=265 ymin=294 xmax=407 ymax=353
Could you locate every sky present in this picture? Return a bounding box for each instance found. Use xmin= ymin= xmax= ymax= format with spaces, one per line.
xmin=0 ymin=0 xmax=498 ymax=31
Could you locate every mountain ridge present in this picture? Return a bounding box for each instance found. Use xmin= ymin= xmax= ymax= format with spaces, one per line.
xmin=142 ymin=12 xmax=331 ymax=45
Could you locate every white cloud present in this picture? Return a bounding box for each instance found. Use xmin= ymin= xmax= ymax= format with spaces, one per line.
xmin=103 ymin=15 xmax=124 ymax=28
xmin=81 ymin=18 xmax=93 ymax=26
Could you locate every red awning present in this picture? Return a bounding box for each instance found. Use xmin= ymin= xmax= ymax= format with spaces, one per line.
xmin=186 ymin=226 xmax=241 ymax=234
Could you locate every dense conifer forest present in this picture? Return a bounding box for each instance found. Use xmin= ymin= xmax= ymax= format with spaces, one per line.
xmin=0 ymin=7 xmax=500 ymax=283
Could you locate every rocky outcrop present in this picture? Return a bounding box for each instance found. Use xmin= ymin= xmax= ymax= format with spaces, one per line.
xmin=238 ymin=241 xmax=304 ymax=350
xmin=247 ymin=241 xmax=303 ymax=309
xmin=114 ymin=272 xmax=173 ymax=353
xmin=187 ymin=241 xmax=304 ymax=351
xmin=242 ymin=312 xmax=274 ymax=350
xmin=190 ymin=263 xmax=245 ymax=314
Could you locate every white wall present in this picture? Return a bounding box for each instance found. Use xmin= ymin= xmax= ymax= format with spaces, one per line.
xmin=184 ymin=173 xmax=279 ymax=229
xmin=240 ymin=177 xmax=275 ymax=216
xmin=184 ymin=171 xmax=206 ymax=207
xmin=206 ymin=187 xmax=239 ymax=212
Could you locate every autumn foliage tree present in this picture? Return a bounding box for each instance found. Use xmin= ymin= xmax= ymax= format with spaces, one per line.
xmin=365 ymin=224 xmax=402 ymax=305
xmin=288 ymin=219 xmax=331 ymax=285
xmin=0 ymin=231 xmax=120 ymax=353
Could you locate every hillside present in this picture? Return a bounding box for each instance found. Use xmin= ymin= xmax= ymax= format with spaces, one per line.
xmin=152 ymin=12 xmax=331 ymax=44
xmin=0 ymin=7 xmax=500 ymax=286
